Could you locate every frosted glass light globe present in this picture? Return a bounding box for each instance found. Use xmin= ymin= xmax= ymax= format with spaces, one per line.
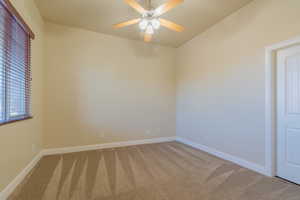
xmin=145 ymin=25 xmax=154 ymax=35
xmin=139 ymin=19 xmax=148 ymax=30
xmin=151 ymin=19 xmax=160 ymax=29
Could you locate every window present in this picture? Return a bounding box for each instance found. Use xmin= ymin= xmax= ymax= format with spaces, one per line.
xmin=0 ymin=0 xmax=34 ymax=125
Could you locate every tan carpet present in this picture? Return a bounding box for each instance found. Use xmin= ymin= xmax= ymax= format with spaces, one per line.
xmin=9 ymin=142 xmax=300 ymax=200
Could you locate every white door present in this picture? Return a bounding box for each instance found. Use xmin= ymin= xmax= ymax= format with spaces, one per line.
xmin=277 ymin=44 xmax=300 ymax=184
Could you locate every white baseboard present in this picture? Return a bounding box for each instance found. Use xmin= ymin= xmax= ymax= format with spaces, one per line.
xmin=0 ymin=136 xmax=176 ymax=199
xmin=0 ymin=152 xmax=44 ymax=200
xmin=42 ymin=137 xmax=177 ymax=155
xmin=176 ymin=137 xmax=269 ymax=176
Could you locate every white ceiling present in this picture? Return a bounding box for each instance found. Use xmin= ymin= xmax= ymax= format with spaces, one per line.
xmin=35 ymin=0 xmax=253 ymax=47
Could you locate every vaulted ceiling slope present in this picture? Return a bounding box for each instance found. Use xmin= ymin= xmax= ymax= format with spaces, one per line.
xmin=35 ymin=0 xmax=253 ymax=47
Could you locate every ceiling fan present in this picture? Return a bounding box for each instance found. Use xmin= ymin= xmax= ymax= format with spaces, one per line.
xmin=114 ymin=0 xmax=185 ymax=42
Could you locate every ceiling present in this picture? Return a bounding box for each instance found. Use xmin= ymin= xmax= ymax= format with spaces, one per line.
xmin=35 ymin=0 xmax=253 ymax=47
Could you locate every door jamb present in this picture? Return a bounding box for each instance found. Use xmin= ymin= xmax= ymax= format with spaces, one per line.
xmin=265 ymin=36 xmax=300 ymax=177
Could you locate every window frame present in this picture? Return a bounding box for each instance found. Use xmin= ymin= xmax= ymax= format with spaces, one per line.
xmin=0 ymin=0 xmax=34 ymax=126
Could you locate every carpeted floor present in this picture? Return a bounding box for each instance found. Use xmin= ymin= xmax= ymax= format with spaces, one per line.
xmin=9 ymin=142 xmax=300 ymax=200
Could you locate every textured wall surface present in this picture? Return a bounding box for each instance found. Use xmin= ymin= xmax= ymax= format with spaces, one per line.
xmin=44 ymin=23 xmax=176 ymax=148
xmin=176 ymin=0 xmax=300 ymax=166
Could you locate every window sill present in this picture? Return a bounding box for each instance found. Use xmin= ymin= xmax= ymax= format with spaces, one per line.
xmin=0 ymin=116 xmax=33 ymax=126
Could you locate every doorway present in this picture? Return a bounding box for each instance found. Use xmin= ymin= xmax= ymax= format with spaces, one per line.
xmin=265 ymin=37 xmax=300 ymax=183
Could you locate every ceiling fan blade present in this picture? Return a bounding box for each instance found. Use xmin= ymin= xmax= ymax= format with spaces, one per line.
xmin=124 ymin=0 xmax=147 ymax=14
xmin=154 ymin=0 xmax=183 ymax=17
xmin=144 ymin=34 xmax=152 ymax=42
xmin=114 ymin=18 xmax=141 ymax=29
xmin=159 ymin=18 xmax=184 ymax=32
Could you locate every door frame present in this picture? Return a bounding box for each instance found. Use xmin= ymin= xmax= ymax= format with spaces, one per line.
xmin=265 ymin=36 xmax=300 ymax=177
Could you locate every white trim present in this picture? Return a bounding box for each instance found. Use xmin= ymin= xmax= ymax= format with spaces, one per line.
xmin=0 ymin=137 xmax=176 ymax=199
xmin=265 ymin=36 xmax=300 ymax=52
xmin=176 ymin=137 xmax=268 ymax=176
xmin=42 ymin=137 xmax=177 ymax=155
xmin=0 ymin=152 xmax=44 ymax=200
xmin=265 ymin=36 xmax=300 ymax=177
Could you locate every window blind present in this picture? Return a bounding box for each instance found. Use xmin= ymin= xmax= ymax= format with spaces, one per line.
xmin=0 ymin=0 xmax=33 ymax=125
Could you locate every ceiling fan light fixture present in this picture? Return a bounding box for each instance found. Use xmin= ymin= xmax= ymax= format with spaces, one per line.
xmin=114 ymin=0 xmax=185 ymax=42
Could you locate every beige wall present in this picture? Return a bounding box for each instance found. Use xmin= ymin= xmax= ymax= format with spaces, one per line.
xmin=0 ymin=0 xmax=45 ymax=192
xmin=44 ymin=23 xmax=176 ymax=148
xmin=176 ymin=0 xmax=300 ymax=166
